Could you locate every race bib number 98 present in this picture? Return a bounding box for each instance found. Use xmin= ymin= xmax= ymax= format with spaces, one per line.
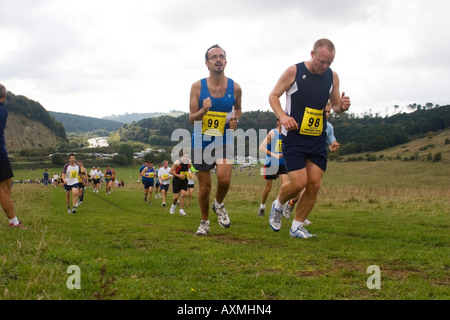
xmin=300 ymin=107 xmax=324 ymax=136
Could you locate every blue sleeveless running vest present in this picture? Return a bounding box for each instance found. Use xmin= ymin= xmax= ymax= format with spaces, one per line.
xmin=105 ymin=169 xmax=113 ymax=181
xmin=265 ymin=128 xmax=285 ymax=166
xmin=142 ymin=166 xmax=154 ymax=182
xmin=192 ymin=78 xmax=236 ymax=149
xmin=283 ymin=62 xmax=333 ymax=154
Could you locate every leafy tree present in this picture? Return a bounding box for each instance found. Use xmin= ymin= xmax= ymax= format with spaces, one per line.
xmin=118 ymin=144 xmax=134 ymax=165
xmin=51 ymin=154 xmax=66 ymax=166
xmin=112 ymin=154 xmax=128 ymax=166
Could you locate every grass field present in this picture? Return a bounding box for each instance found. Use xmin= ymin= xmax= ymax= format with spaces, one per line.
xmin=0 ymin=161 xmax=449 ymax=300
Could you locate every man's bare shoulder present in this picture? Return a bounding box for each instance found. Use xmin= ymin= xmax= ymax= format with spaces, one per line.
xmin=190 ymin=80 xmax=202 ymax=96
xmin=233 ymin=81 xmax=242 ymax=93
xmin=191 ymin=80 xmax=202 ymax=89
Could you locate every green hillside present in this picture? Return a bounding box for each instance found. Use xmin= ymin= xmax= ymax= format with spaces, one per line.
xmin=49 ymin=111 xmax=124 ymax=133
xmin=5 ymin=92 xmax=66 ymax=139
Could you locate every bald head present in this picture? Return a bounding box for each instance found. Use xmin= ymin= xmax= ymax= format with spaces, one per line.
xmin=0 ymin=84 xmax=6 ymax=101
xmin=313 ymin=39 xmax=335 ymax=54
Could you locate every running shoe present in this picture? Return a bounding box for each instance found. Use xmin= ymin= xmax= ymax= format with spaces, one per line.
xmin=257 ymin=207 xmax=265 ymax=217
xmin=269 ymin=201 xmax=283 ymax=232
xmin=282 ymin=201 xmax=294 ymax=220
xmin=212 ymin=202 xmax=231 ymax=228
xmin=289 ymin=225 xmax=316 ymax=239
xmin=170 ymin=205 xmax=175 ymax=214
xmin=67 ymin=208 xmax=71 ymax=213
xmin=72 ymin=208 xmax=77 ymax=214
xmin=9 ymin=220 xmax=27 ymax=229
xmin=195 ymin=220 xmax=210 ymax=236
xmin=161 ymin=202 xmax=166 ymax=207
xmin=179 ymin=209 xmax=187 ymax=216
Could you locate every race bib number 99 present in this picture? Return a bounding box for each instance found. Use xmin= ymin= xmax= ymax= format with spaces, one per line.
xmin=202 ymin=111 xmax=227 ymax=136
xmin=300 ymin=107 xmax=324 ymax=136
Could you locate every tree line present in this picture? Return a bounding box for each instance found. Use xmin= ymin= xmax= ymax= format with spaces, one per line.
xmin=49 ymin=111 xmax=124 ymax=133
xmin=112 ymin=106 xmax=450 ymax=156
xmin=5 ymin=89 xmax=448 ymax=158
xmin=331 ymin=105 xmax=450 ymax=154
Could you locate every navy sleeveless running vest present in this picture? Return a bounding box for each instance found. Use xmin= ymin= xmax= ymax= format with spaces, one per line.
xmin=282 ymin=62 xmax=333 ymax=154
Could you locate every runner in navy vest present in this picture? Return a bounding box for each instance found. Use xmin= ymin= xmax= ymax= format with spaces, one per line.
xmin=268 ymin=39 xmax=351 ymax=239
xmin=0 ymin=84 xmax=26 ymax=228
xmin=282 ymin=101 xmax=341 ymax=223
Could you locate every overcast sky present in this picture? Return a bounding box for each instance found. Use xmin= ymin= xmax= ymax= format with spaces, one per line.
xmin=1 ymin=0 xmax=449 ymax=119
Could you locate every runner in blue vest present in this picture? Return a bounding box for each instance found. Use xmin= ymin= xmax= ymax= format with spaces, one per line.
xmin=189 ymin=44 xmax=242 ymax=236
xmin=257 ymin=118 xmax=288 ymax=217
xmin=140 ymin=161 xmax=155 ymax=204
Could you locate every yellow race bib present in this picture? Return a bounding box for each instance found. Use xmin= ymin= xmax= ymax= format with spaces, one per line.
xmin=162 ymin=174 xmax=169 ymax=180
xmin=275 ymin=140 xmax=282 ymax=153
xmin=180 ymin=171 xmax=188 ymax=177
xmin=202 ymin=111 xmax=227 ymax=136
xmin=70 ymin=171 xmax=78 ymax=179
xmin=300 ymin=107 xmax=324 ymax=136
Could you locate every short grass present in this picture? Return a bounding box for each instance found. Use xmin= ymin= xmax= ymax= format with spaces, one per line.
xmin=1 ymin=161 xmax=449 ymax=300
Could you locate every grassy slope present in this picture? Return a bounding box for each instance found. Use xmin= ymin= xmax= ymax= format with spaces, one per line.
xmin=1 ymin=160 xmax=448 ymax=300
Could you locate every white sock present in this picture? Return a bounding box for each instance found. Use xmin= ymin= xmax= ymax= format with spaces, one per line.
xmin=292 ymin=220 xmax=303 ymax=230
xmin=274 ymin=198 xmax=284 ymax=210
xmin=260 ymin=204 xmax=265 ymax=209
xmin=9 ymin=217 xmax=19 ymax=225
xmin=214 ymin=200 xmax=223 ymax=207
